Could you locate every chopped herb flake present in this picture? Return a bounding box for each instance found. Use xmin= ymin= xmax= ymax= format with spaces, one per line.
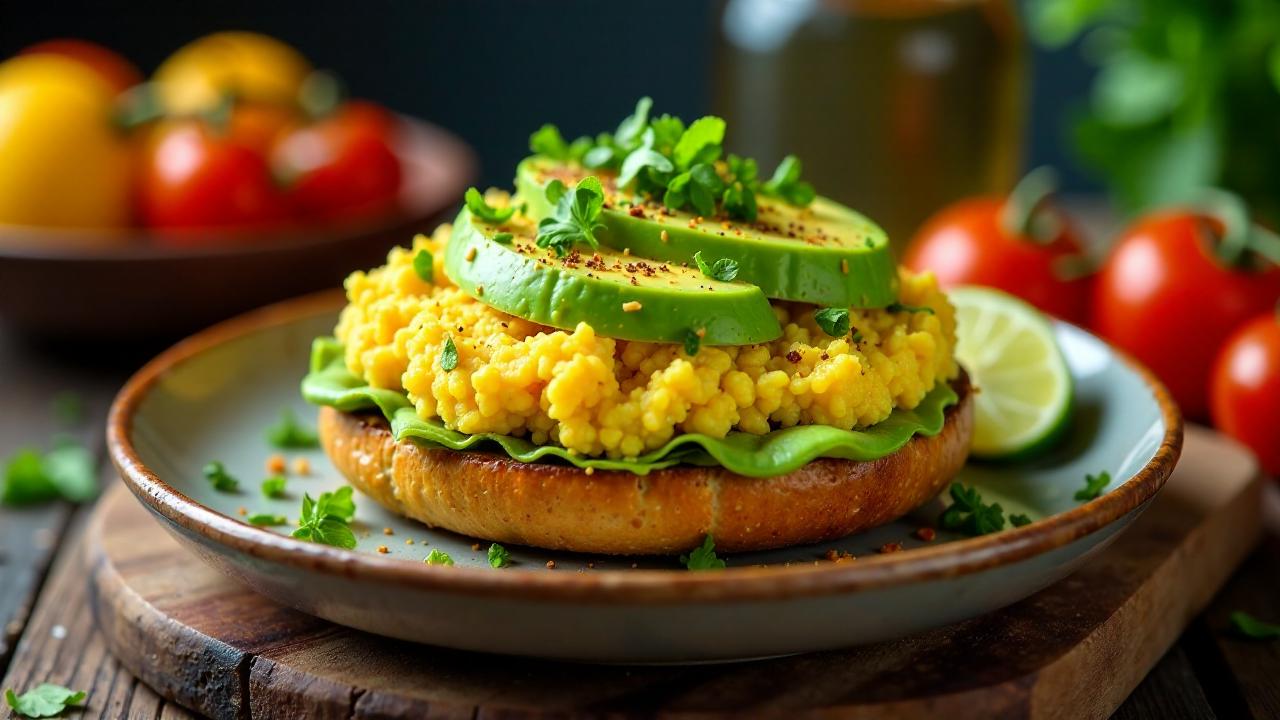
xmin=412 ymin=249 xmax=434 ymax=283
xmin=1009 ymin=513 xmax=1033 ymax=527
xmin=692 ymin=250 xmax=739 ymax=282
xmin=203 ymin=461 xmax=239 ymax=493
xmin=265 ymin=408 xmax=319 ymax=449
xmin=1229 ymin=611 xmax=1280 ymax=640
xmin=683 ymin=329 xmax=701 ymax=356
xmin=680 ymin=534 xmax=726 ymax=571
xmin=886 ymin=302 xmax=935 ymax=315
xmin=425 ymin=548 xmax=455 ymax=566
xmin=440 ymin=336 xmax=459 ymax=372
xmin=814 ymin=307 xmax=851 ymax=337
xmin=247 ymin=513 xmax=288 ymax=526
xmin=1075 ymin=471 xmax=1111 ymax=502
xmin=938 ymin=483 xmax=1006 ymax=536
xmin=491 ymin=232 xmax=514 ymax=245
xmin=5 ymin=684 xmax=86 ymax=718
xmin=261 ymin=475 xmax=287 ymax=499
xmin=487 ymin=543 xmax=510 ymax=568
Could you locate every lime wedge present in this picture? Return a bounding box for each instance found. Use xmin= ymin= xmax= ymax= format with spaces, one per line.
xmin=950 ymin=286 xmax=1073 ymax=460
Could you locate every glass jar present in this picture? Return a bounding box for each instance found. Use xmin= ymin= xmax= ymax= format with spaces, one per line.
xmin=714 ymin=0 xmax=1025 ymax=246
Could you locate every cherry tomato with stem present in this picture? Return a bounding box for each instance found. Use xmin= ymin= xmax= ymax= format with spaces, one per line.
xmin=136 ymin=119 xmax=290 ymax=237
xmin=272 ymin=101 xmax=402 ymax=223
xmin=1091 ymin=191 xmax=1280 ymax=420
xmin=904 ymin=167 xmax=1093 ymax=326
xmin=1210 ymin=311 xmax=1280 ymax=476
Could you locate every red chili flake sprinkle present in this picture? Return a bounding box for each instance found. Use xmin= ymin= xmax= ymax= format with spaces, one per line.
xmin=916 ymin=527 xmax=937 ymax=542
xmin=629 ymin=206 xmax=646 ymax=218
xmin=786 ymin=350 xmax=802 ymax=363
xmin=878 ymin=542 xmax=902 ymax=554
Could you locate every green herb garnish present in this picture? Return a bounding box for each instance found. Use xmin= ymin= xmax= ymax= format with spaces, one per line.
xmin=1229 ymin=611 xmax=1280 ymax=640
xmin=886 ymin=302 xmax=935 ymax=315
xmin=440 ymin=336 xmax=459 ymax=372
xmin=1009 ymin=513 xmax=1033 ymax=527
xmin=425 ymin=548 xmax=455 ymax=566
xmin=1 ymin=438 xmax=97 ymax=507
xmin=1075 ymin=471 xmax=1111 ymax=502
xmin=5 ymin=684 xmax=86 ymax=719
xmin=683 ymin=329 xmax=702 ymax=357
xmin=938 ymin=483 xmax=1006 ymax=536
xmin=487 ymin=543 xmax=510 ymax=568
xmin=247 ymin=513 xmax=287 ymax=526
xmin=535 ymin=175 xmax=606 ymax=257
xmin=692 ymin=250 xmax=739 ymax=282
xmin=412 ymin=249 xmax=434 ymax=283
xmin=261 ymin=475 xmax=287 ymax=499
xmin=536 ymin=98 xmax=812 ymax=222
xmin=814 ymin=307 xmax=851 ymax=337
xmin=680 ymin=534 xmax=726 ymax=571
xmin=203 ymin=461 xmax=239 ymax=493
xmin=491 ymin=232 xmax=514 ymax=245
xmin=292 ymin=487 xmax=357 ymax=549
xmin=464 ymin=187 xmax=515 ymax=224
xmin=265 ymin=408 xmax=319 ymax=449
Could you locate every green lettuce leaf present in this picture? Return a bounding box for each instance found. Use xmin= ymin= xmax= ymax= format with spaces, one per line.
xmin=302 ymin=338 xmax=958 ymax=478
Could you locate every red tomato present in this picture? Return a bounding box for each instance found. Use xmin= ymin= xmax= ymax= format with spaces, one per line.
xmin=137 ymin=121 xmax=289 ymax=236
xmin=273 ymin=101 xmax=402 ymax=222
xmin=1210 ymin=315 xmax=1280 ymax=475
xmin=1091 ymin=211 xmax=1280 ymax=420
xmin=227 ymin=103 xmax=299 ymax=157
xmin=19 ymin=39 xmax=141 ymax=94
xmin=904 ymin=197 xmax=1091 ymax=325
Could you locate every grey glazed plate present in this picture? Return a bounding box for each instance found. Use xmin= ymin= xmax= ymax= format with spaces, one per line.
xmin=107 ymin=292 xmax=1182 ymax=663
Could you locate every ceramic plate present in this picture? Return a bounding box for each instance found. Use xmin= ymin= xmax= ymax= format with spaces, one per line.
xmin=108 ymin=293 xmax=1182 ymax=663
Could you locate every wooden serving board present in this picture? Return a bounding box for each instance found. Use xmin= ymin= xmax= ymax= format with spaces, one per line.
xmin=87 ymin=426 xmax=1263 ymax=720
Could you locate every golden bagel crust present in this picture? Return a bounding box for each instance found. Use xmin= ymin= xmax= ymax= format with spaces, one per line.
xmin=318 ymin=375 xmax=973 ymax=555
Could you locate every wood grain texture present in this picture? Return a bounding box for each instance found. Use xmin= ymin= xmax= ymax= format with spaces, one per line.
xmin=78 ymin=425 xmax=1262 ymax=720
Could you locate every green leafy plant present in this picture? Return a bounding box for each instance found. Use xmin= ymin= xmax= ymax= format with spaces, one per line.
xmin=680 ymin=534 xmax=726 ymax=570
xmin=5 ymin=684 xmax=86 ymax=718
xmin=1028 ymin=0 xmax=1280 ymax=223
xmin=292 ymin=487 xmax=357 ymax=549
xmin=938 ymin=483 xmax=1007 ymax=536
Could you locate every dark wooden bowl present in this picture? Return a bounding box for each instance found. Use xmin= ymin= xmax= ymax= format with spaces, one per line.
xmin=0 ymin=117 xmax=475 ymax=340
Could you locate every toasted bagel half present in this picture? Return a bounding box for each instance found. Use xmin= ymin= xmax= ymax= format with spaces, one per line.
xmin=318 ymin=373 xmax=972 ymax=555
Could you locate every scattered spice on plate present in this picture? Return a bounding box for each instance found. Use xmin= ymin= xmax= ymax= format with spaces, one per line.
xmin=291 ymin=457 xmax=311 ymax=476
xmin=915 ymin=527 xmax=936 ymax=542
xmin=546 ymin=560 xmax=557 ymax=569
xmin=266 ymin=454 xmax=286 ymax=475
xmin=376 ymin=545 xmax=389 ymax=554
xmin=878 ymin=542 xmax=902 ymax=554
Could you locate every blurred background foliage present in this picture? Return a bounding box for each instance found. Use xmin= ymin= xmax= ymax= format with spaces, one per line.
xmin=1029 ymin=0 xmax=1280 ymax=225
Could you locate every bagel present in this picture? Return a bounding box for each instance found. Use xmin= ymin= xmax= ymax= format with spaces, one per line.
xmin=318 ymin=374 xmax=973 ymax=555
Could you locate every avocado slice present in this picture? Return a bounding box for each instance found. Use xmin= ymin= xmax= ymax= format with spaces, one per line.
xmin=516 ymin=157 xmax=898 ymax=307
xmin=444 ymin=208 xmax=782 ymax=345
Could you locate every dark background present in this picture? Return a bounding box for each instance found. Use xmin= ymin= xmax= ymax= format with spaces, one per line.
xmin=0 ymin=0 xmax=1095 ymax=191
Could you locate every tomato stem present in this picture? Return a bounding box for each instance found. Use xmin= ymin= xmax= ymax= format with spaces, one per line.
xmin=999 ymin=167 xmax=1059 ymax=242
xmin=1191 ymin=188 xmax=1252 ymax=267
xmin=1246 ymin=225 xmax=1280 ymax=267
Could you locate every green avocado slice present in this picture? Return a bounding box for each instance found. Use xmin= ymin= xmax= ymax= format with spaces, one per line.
xmin=516 ymin=157 xmax=898 ymax=307
xmin=443 ymin=207 xmax=782 ymax=345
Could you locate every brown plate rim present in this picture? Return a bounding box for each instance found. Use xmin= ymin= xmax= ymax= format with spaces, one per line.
xmin=106 ymin=291 xmax=1184 ymax=604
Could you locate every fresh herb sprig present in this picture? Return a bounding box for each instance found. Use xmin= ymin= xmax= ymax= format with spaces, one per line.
xmin=5 ymin=684 xmax=86 ymax=719
xmin=535 ymin=176 xmax=606 ymax=257
xmin=529 ymin=97 xmax=816 ymax=222
xmin=680 ymin=534 xmax=726 ymax=571
xmin=814 ymin=307 xmax=851 ymax=337
xmin=465 ymin=187 xmax=515 ymax=224
xmin=938 ymin=483 xmax=1006 ymax=536
xmin=292 ymin=487 xmax=357 ymax=549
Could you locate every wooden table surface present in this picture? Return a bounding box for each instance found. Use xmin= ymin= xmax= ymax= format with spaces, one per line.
xmin=1 ymin=323 xmax=1278 ymax=720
